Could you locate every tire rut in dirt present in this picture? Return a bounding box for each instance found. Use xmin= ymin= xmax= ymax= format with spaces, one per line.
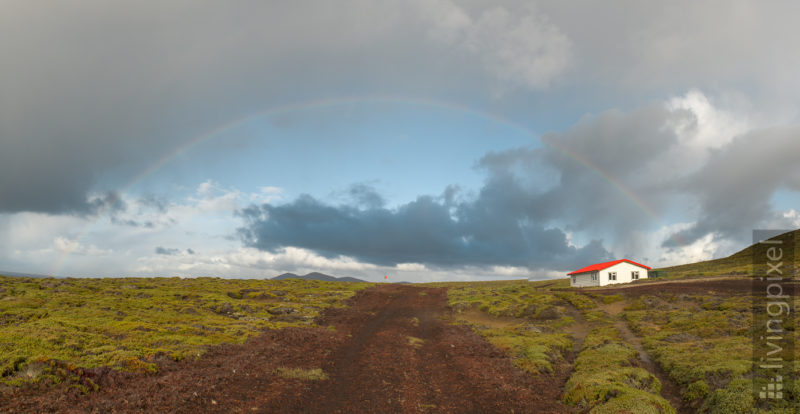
xmin=270 ymin=284 xmax=569 ymax=413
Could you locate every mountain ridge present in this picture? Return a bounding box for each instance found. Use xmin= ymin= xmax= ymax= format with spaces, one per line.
xmin=271 ymin=272 xmax=367 ymax=283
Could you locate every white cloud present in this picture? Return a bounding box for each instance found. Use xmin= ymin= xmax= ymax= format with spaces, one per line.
xmin=783 ymin=209 xmax=800 ymax=227
xmin=192 ymin=180 xmax=242 ymax=213
xmin=618 ymin=222 xmax=720 ymax=268
xmin=53 ymin=236 xmax=112 ymax=256
xmin=396 ymin=262 xmax=427 ymax=272
xmin=250 ymin=186 xmax=284 ymax=203
xmin=666 ymin=89 xmax=750 ymax=151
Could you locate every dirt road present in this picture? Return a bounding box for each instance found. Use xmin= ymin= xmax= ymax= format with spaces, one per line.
xmin=268 ymin=284 xmax=568 ymax=413
xmin=2 ymin=284 xmax=568 ymax=413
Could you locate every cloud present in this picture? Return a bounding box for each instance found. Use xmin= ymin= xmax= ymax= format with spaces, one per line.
xmin=477 ymin=102 xmax=685 ymax=240
xmin=238 ymin=186 xmax=611 ymax=270
xmin=417 ymin=1 xmax=572 ymax=89
xmin=53 ymin=236 xmax=111 ymax=256
xmin=665 ymin=125 xmax=800 ymax=246
xmin=239 ymin=90 xmax=800 ymax=270
xmin=3 ymin=1 xmax=800 ymax=218
xmin=154 ymin=246 xmax=180 ymax=256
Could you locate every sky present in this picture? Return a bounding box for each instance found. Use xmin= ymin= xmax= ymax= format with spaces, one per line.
xmin=2 ymin=1 xmax=800 ymax=282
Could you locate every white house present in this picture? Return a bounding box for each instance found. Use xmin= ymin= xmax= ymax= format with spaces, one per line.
xmin=568 ymin=259 xmax=650 ymax=287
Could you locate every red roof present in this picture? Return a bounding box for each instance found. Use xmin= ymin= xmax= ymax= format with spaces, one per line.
xmin=567 ymin=259 xmax=650 ymax=275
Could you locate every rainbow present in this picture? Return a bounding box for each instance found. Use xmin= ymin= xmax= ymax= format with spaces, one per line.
xmin=50 ymin=95 xmax=681 ymax=276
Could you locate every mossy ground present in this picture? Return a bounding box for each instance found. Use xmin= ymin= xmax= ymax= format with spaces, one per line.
xmin=621 ymin=291 xmax=800 ymax=413
xmin=561 ymin=293 xmax=674 ymax=413
xmin=431 ymin=279 xmax=674 ymax=411
xmin=0 ymin=275 xmax=370 ymax=386
xmin=435 ymin=280 xmax=575 ymax=374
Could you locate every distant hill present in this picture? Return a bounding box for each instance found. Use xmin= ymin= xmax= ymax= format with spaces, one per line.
xmin=272 ymin=272 xmax=367 ymax=283
xmin=653 ymin=229 xmax=800 ymax=279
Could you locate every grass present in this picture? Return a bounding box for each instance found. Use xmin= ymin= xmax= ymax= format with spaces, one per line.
xmin=406 ymin=336 xmax=425 ymax=348
xmin=273 ymin=367 xmax=329 ymax=381
xmin=439 ymin=280 xmax=575 ymax=374
xmin=0 ymin=275 xmax=370 ymax=386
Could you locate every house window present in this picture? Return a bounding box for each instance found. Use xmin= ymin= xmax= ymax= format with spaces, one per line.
xmin=632 ymin=271 xmax=639 ymax=280
xmin=609 ymin=272 xmax=617 ymax=281
xmin=571 ymin=276 xmax=576 ymax=284
xmin=591 ymin=273 xmax=597 ymax=281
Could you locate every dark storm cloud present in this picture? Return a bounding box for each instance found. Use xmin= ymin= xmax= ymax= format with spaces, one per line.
xmin=0 ymin=1 xmax=468 ymax=214
xmin=238 ymin=185 xmax=611 ymax=270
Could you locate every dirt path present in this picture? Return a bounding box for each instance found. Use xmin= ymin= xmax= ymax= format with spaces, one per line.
xmin=613 ymin=320 xmax=689 ymax=413
xmin=268 ymin=284 xmax=568 ymax=413
xmin=2 ymin=284 xmax=569 ymax=413
xmin=565 ymin=297 xmax=688 ymax=414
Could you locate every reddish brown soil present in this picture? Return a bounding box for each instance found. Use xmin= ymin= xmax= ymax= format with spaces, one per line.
xmin=1 ymin=284 xmax=569 ymax=413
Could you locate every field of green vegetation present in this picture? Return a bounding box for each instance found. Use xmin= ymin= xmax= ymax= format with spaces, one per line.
xmin=442 ymin=280 xmax=574 ymax=374
xmin=0 ymin=275 xmax=370 ymax=388
xmin=622 ymin=291 xmax=800 ymax=413
xmin=438 ymin=279 xmax=674 ymax=412
xmin=563 ymin=298 xmax=674 ymax=413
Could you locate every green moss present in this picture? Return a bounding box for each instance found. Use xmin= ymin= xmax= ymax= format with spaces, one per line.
xmin=273 ymin=367 xmax=329 ymax=381
xmin=590 ymin=388 xmax=675 ymax=414
xmin=0 ymin=276 xmax=370 ymax=385
xmin=440 ymin=281 xmax=582 ymax=374
xmin=554 ymin=291 xmax=597 ymax=310
xmin=482 ymin=329 xmax=572 ymax=374
xmin=601 ymin=294 xmax=624 ymax=304
xmin=643 ymin=333 xmax=751 ymax=387
xmin=684 ymin=380 xmax=710 ymax=401
xmin=700 ymin=378 xmax=754 ymax=414
xmin=564 ymin=326 xmax=673 ymax=413
xmin=443 ymin=280 xmax=560 ymax=319
xmin=580 ymin=325 xmax=620 ymax=349
xmin=620 ymin=287 xmax=764 ymax=411
xmin=552 ymin=316 xmax=575 ymax=329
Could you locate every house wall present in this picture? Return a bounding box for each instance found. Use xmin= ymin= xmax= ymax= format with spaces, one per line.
xmin=570 ymin=271 xmax=600 ymax=287
xmin=598 ymin=262 xmax=648 ymax=286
